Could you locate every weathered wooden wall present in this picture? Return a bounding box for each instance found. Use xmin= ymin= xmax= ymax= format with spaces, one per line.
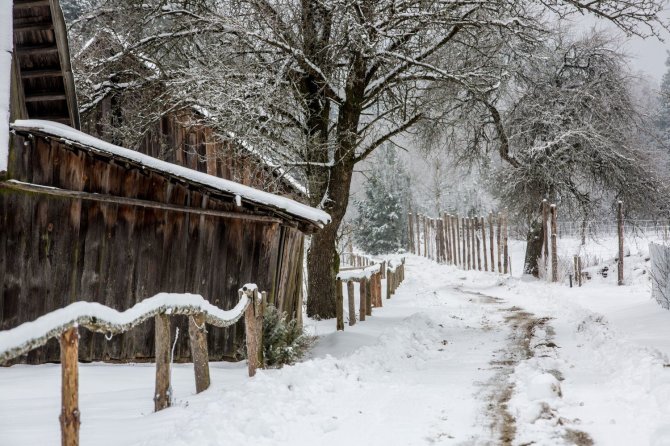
xmin=0 ymin=132 xmax=303 ymax=363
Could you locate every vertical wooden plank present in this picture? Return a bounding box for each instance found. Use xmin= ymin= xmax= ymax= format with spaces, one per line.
xmin=336 ymin=279 xmax=344 ymax=331
xmin=60 ymin=327 xmax=79 ymax=446
xmin=359 ymin=280 xmax=366 ymax=321
xmin=408 ymin=212 xmax=415 ymax=254
xmin=465 ymin=218 xmax=471 ymax=270
xmin=497 ymin=213 xmax=503 ymax=273
xmin=573 ymin=256 xmax=579 ymax=286
xmin=365 ymin=278 xmax=372 ymax=316
xmin=188 ymin=313 xmax=210 ymax=393
xmin=481 ymin=217 xmax=488 ymax=272
xmin=578 ymin=256 xmax=583 ymax=287
xmin=452 ymin=216 xmax=459 ymax=267
xmin=550 ymin=205 xmax=557 ymax=282
xmin=618 ymin=201 xmax=624 ymax=286
xmin=475 ymin=218 xmax=481 ymax=271
xmin=347 ymin=281 xmax=356 ymax=326
xmin=542 ymin=199 xmax=549 ymax=263
xmin=154 ymin=314 xmax=171 ymax=411
xmin=423 ymin=215 xmax=428 ymax=258
xmin=415 ymin=213 xmax=421 ymax=256
xmin=489 ymin=212 xmax=495 ymax=273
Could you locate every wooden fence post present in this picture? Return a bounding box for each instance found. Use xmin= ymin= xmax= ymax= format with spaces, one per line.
xmin=465 ymin=217 xmax=471 ymax=270
xmin=387 ymin=268 xmax=393 ymax=299
xmin=481 ymin=216 xmax=488 ymax=272
xmin=542 ymin=200 xmax=549 ymax=273
xmin=366 ymin=277 xmax=372 ymax=316
xmin=497 ymin=213 xmax=503 ymax=273
xmin=336 ymin=279 xmax=344 ymax=331
xmin=154 ymin=314 xmax=171 ymax=410
xmin=503 ymin=211 xmax=509 ymax=275
xmin=618 ymin=201 xmax=624 ymax=286
xmin=60 ymin=327 xmax=80 ymax=446
xmin=359 ymin=280 xmax=367 ymax=321
xmin=455 ymin=216 xmax=461 ymax=267
xmin=381 ymin=260 xmax=386 ymax=279
xmin=244 ymin=290 xmax=261 ymax=377
xmin=408 ymin=212 xmax=415 ymax=254
xmin=550 ymin=205 xmax=558 ymax=282
xmin=376 ymin=272 xmax=383 ymax=307
xmin=475 ymin=218 xmax=482 ymax=271
xmin=347 ymin=281 xmax=356 ymax=326
xmin=188 ymin=313 xmax=210 ymax=394
xmin=489 ymin=212 xmax=495 ymax=272
xmin=573 ymin=255 xmax=579 ymax=286
xmin=423 ymin=215 xmax=428 ymax=257
xmin=415 ymin=213 xmax=421 ymax=256
xmin=578 ymin=256 xmax=583 ymax=287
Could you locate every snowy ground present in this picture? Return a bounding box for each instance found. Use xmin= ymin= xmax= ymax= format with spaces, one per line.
xmin=2 ymin=236 xmax=670 ymax=445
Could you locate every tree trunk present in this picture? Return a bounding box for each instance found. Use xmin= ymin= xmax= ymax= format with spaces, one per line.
xmin=524 ymin=213 xmax=544 ymax=277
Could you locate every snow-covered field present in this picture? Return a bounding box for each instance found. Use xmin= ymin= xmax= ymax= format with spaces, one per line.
xmin=2 ymin=236 xmax=670 ymax=445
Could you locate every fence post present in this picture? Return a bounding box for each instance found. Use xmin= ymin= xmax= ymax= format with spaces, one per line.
xmin=481 ymin=216 xmax=488 ymax=272
xmin=347 ymin=281 xmax=356 ymax=326
xmin=423 ymin=215 xmax=428 ymax=257
xmin=489 ymin=212 xmax=495 ymax=272
xmin=465 ymin=218 xmax=471 ymax=270
xmin=475 ymin=218 xmax=482 ymax=271
xmin=573 ymin=255 xmax=579 ymax=286
xmin=376 ymin=272 xmax=383 ymax=307
xmin=542 ymin=199 xmax=549 ymax=265
xmin=60 ymin=327 xmax=80 ymax=446
xmin=154 ymin=314 xmax=171 ymax=410
xmin=578 ymin=256 xmax=583 ymax=287
xmin=496 ymin=213 xmax=502 ymax=273
xmin=550 ymin=205 xmax=558 ymax=282
xmin=188 ymin=313 xmax=210 ymax=394
xmin=618 ymin=201 xmax=624 ymax=286
xmin=366 ymin=277 xmax=372 ymax=316
xmin=408 ymin=212 xmax=415 ymax=254
xmin=336 ymin=279 xmax=344 ymax=331
xmin=504 ymin=211 xmax=510 ymax=275
xmin=381 ymin=260 xmax=386 ymax=279
xmin=415 ymin=213 xmax=421 ymax=256
xmin=387 ymin=268 xmax=393 ymax=299
xmin=359 ymin=280 xmax=367 ymax=321
xmin=244 ymin=290 xmax=262 ymax=377
xmin=455 ymin=216 xmax=461 ymax=267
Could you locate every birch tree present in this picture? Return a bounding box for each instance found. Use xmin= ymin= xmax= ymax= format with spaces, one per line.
xmin=70 ymin=0 xmax=668 ymax=317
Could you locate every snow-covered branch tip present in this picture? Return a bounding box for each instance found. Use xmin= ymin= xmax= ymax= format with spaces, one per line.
xmin=0 ymin=292 xmax=251 ymax=364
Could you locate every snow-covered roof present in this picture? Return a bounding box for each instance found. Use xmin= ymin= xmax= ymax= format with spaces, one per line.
xmin=11 ymin=120 xmax=331 ymax=229
xmin=0 ymin=2 xmax=12 ymax=173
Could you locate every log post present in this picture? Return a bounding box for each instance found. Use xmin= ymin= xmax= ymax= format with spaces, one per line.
xmin=578 ymin=256 xmax=583 ymax=287
xmin=381 ymin=260 xmax=386 ymax=279
xmin=377 ymin=272 xmax=383 ymax=307
xmin=60 ymin=327 xmax=80 ymax=446
xmin=550 ymin=205 xmax=558 ymax=282
xmin=347 ymin=281 xmax=356 ymax=326
xmin=463 ymin=218 xmax=472 ymax=269
xmin=244 ymin=290 xmax=261 ymax=377
xmin=542 ymin=200 xmax=549 ymax=265
xmin=415 ymin=213 xmax=421 ymax=256
xmin=475 ymin=218 xmax=482 ymax=271
xmin=573 ymin=255 xmax=579 ymax=285
xmin=423 ymin=215 xmax=428 ymax=257
xmin=366 ymin=277 xmax=372 ymax=316
xmin=444 ymin=213 xmax=451 ymax=264
xmin=497 ymin=212 xmax=503 ymax=273
xmin=387 ymin=268 xmax=393 ymax=299
xmin=481 ymin=217 xmax=488 ymax=272
xmin=154 ymin=314 xmax=171 ymax=410
xmin=336 ymin=279 xmax=344 ymax=331
xmin=503 ymin=211 xmax=510 ymax=275
xmin=618 ymin=201 xmax=624 ymax=286
xmin=455 ymin=216 xmax=461 ymax=267
xmin=188 ymin=313 xmax=210 ymax=394
xmin=489 ymin=212 xmax=495 ymax=272
xmin=359 ymin=280 xmax=367 ymax=321
xmin=408 ymin=212 xmax=415 ymax=254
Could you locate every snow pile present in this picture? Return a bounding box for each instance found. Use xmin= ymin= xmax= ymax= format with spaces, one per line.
xmin=10 ymin=120 xmax=331 ymax=227
xmin=0 ymin=2 xmax=12 ymax=173
xmin=0 ymin=293 xmax=250 ymax=363
xmin=336 ymin=264 xmax=381 ymax=281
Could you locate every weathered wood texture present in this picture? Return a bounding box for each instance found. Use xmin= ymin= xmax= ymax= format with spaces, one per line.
xmin=188 ymin=313 xmax=210 ymax=393
xmin=0 ymin=132 xmax=305 ymax=363
xmin=59 ymin=327 xmax=79 ymax=446
xmin=153 ymin=314 xmax=171 ymax=411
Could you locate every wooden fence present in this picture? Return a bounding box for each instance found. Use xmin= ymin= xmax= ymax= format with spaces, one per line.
xmin=0 ymin=288 xmax=266 ymax=446
xmin=335 ymin=258 xmax=406 ymax=330
xmin=408 ymin=212 xmax=510 ymax=274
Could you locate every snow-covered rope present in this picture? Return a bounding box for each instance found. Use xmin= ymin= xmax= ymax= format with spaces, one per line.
xmin=337 ymin=263 xmax=382 ymax=281
xmin=0 ymin=292 xmax=251 ymax=364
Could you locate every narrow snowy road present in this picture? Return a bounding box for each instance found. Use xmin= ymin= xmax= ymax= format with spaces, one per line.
xmin=1 ymin=253 xmax=669 ymax=445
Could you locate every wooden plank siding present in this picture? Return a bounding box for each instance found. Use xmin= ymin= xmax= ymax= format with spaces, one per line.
xmin=0 ymin=132 xmax=305 ymax=363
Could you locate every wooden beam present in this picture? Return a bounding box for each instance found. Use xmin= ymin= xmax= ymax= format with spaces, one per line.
xmin=13 ymin=22 xmax=55 ymax=31
xmin=15 ymin=44 xmax=59 ymax=55
xmin=24 ymin=92 xmax=67 ymax=102
xmin=0 ymin=181 xmax=284 ymax=225
xmin=21 ymin=68 xmax=64 ymax=79
xmin=14 ymin=0 xmax=51 ymax=8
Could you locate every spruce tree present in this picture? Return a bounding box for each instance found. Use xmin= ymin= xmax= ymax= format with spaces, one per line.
xmin=353 ymin=146 xmax=409 ymax=255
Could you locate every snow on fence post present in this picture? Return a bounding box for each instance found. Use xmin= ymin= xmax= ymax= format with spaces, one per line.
xmin=347 ymin=281 xmax=356 ymax=326
xmin=497 ymin=213 xmax=503 ymax=273
xmin=359 ymin=280 xmax=367 ymax=321
xmin=617 ymin=200 xmax=623 ymax=285
xmin=550 ymin=205 xmax=558 ymax=282
xmin=336 ymin=279 xmax=345 ymax=331
xmin=60 ymin=327 xmax=79 ymax=446
xmin=188 ymin=313 xmax=210 ymax=393
xmin=154 ymin=314 xmax=171 ymax=411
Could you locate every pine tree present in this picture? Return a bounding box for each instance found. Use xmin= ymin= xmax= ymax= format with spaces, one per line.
xmin=353 ymin=146 xmax=409 ymax=255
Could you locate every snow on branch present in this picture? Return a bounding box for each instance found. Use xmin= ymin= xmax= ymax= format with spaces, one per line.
xmin=0 ymin=292 xmax=251 ymax=364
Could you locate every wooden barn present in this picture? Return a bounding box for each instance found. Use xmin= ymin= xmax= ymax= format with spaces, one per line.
xmin=0 ymin=0 xmax=329 ymax=363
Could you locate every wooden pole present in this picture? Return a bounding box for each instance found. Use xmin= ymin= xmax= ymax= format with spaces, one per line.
xmin=437 ymin=218 xmax=444 ymax=263
xmin=244 ymin=290 xmax=261 ymax=377
xmin=455 ymin=216 xmax=461 ymax=267
xmin=188 ymin=313 xmax=210 ymax=393
xmin=550 ymin=205 xmax=558 ymax=282
xmin=578 ymin=256 xmax=583 ymax=287
xmin=377 ymin=273 xmax=383 ymax=307
xmin=489 ymin=212 xmax=495 ymax=272
xmin=504 ymin=212 xmax=509 ymax=275
xmin=444 ymin=213 xmax=451 ymax=264
xmin=573 ymin=255 xmax=579 ymax=286
xmin=347 ymin=281 xmax=356 ymax=326
xmin=336 ymin=279 xmax=344 ymax=331
xmin=408 ymin=212 xmax=415 ymax=254
xmin=465 ymin=217 xmax=471 ymax=270
xmin=154 ymin=314 xmax=171 ymax=410
xmin=365 ymin=278 xmax=372 ymax=316
xmin=423 ymin=215 xmax=428 ymax=258
xmin=475 ymin=218 xmax=482 ymax=271
xmin=481 ymin=216 xmax=488 ymax=272
xmin=415 ymin=213 xmax=421 ymax=256
xmin=60 ymin=327 xmax=79 ymax=446
xmin=618 ymin=201 xmax=624 ymax=286
xmin=497 ymin=212 xmax=503 ymax=273
xmin=542 ymin=200 xmax=549 ymax=263
xmin=359 ymin=280 xmax=366 ymax=321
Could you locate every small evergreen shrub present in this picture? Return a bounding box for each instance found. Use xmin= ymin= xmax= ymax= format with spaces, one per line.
xmin=262 ymin=304 xmax=313 ymax=368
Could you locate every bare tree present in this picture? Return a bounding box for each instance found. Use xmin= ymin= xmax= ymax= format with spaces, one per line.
xmin=69 ymin=0 xmax=668 ymax=317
